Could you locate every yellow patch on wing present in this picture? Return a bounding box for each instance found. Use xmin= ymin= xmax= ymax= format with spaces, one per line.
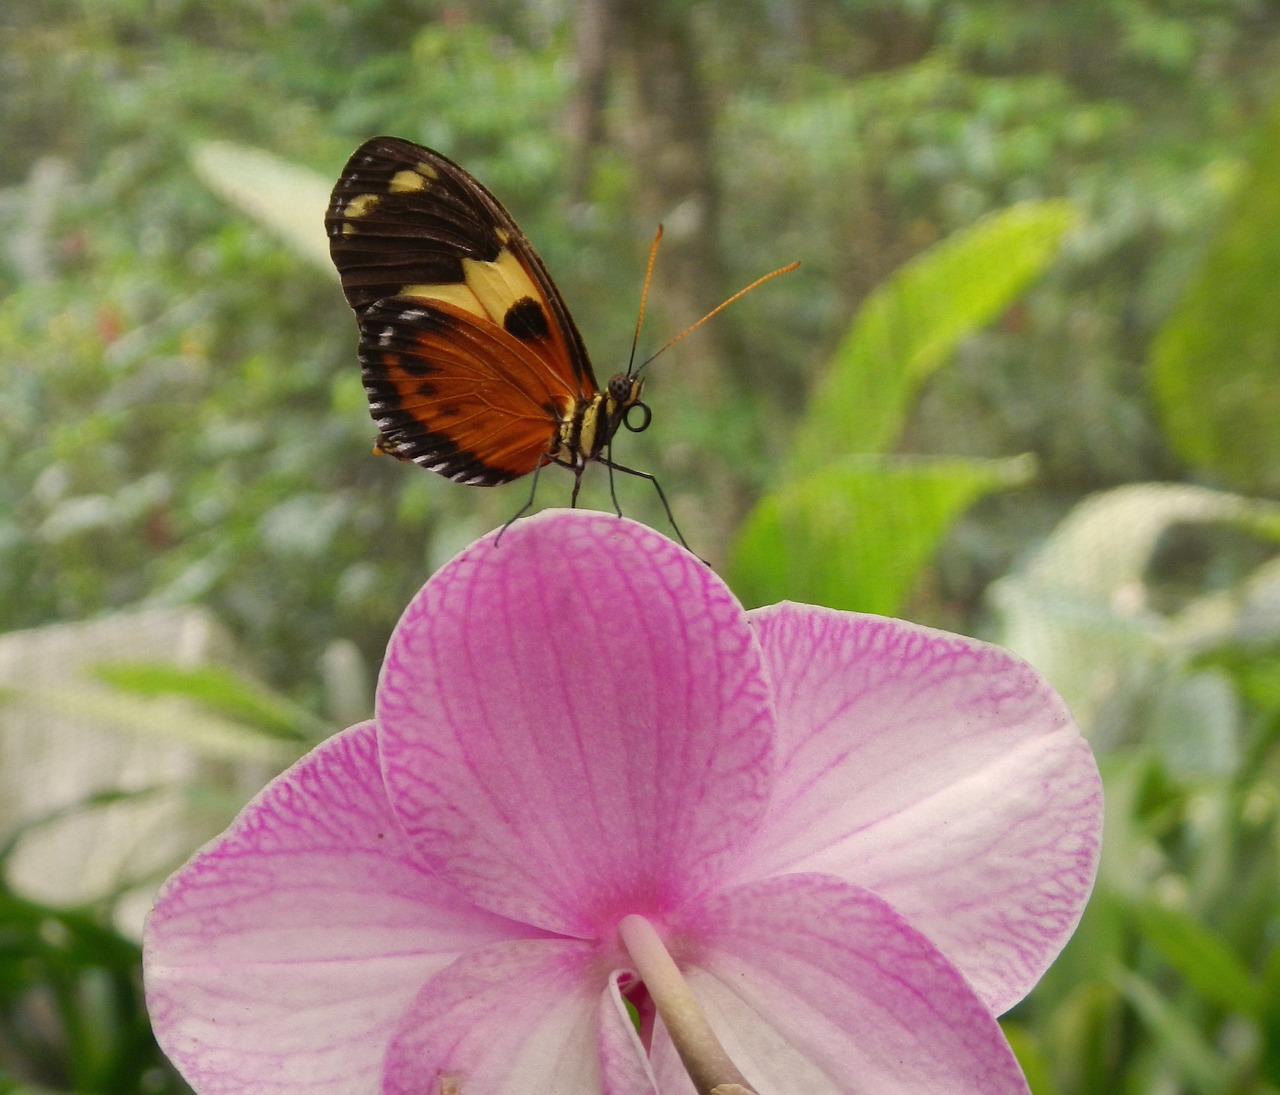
xmin=342 ymin=193 xmax=381 ymax=219
xmin=401 ymin=282 xmax=488 ymax=320
xmin=389 ymin=167 xmax=431 ymax=194
xmin=461 ymin=248 xmax=543 ymax=325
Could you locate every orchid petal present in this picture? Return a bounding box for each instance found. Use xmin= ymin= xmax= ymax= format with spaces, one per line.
xmin=745 ymin=604 xmax=1102 ymax=1012
xmin=378 ymin=511 xmax=775 ymax=937
xmin=382 ymin=939 xmax=656 ymax=1095
xmin=144 ymin=722 xmax=534 ymax=1094
xmin=651 ymin=874 xmax=1030 ymax=1094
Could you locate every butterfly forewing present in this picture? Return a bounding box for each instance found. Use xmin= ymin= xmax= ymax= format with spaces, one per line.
xmin=326 ymin=136 xmax=596 ymax=397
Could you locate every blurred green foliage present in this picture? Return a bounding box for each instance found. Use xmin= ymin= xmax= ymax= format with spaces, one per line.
xmin=0 ymin=877 xmax=185 ymax=1093
xmin=992 ymin=482 xmax=1280 ymax=1093
xmin=3 ymin=1 xmax=1280 ymax=1092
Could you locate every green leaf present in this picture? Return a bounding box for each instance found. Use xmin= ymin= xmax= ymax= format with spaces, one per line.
xmin=728 ymin=453 xmax=1035 ymax=613
xmin=1132 ymin=900 xmax=1262 ymax=1017
xmin=789 ymin=200 xmax=1075 ymax=469
xmin=1151 ymin=99 xmax=1280 ymax=493
xmin=190 ymin=141 xmax=333 ymax=269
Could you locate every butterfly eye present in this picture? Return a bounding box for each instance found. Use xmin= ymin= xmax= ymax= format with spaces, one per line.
xmin=624 ymin=401 xmax=652 ymax=433
xmin=607 ymin=374 xmax=633 ymax=402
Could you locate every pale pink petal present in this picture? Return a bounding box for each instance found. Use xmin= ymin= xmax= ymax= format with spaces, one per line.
xmin=650 ymin=874 xmax=1029 ymax=1094
xmin=382 ymin=939 xmax=656 ymax=1095
xmin=378 ymin=511 xmax=774 ymax=937
xmin=743 ymin=604 xmax=1102 ymax=1013
xmin=144 ymin=722 xmax=536 ymax=1095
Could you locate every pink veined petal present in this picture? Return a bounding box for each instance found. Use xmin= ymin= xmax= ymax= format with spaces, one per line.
xmin=650 ymin=874 xmax=1030 ymax=1095
xmin=144 ymin=722 xmax=537 ymax=1095
xmin=743 ymin=604 xmax=1103 ymax=1013
xmin=382 ymin=939 xmax=656 ymax=1095
xmin=378 ymin=510 xmax=775 ymax=938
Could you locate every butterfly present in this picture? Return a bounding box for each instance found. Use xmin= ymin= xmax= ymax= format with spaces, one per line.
xmin=327 ymin=136 xmax=796 ymax=548
xmin=325 ymin=136 xmax=686 ymax=534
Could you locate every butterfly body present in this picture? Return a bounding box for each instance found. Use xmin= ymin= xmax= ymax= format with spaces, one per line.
xmin=326 ymin=137 xmax=649 ymax=494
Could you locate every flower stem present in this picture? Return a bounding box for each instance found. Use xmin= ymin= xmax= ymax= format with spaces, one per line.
xmin=617 ymin=914 xmax=759 ymax=1095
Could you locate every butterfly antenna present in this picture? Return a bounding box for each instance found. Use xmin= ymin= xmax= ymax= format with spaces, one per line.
xmin=626 ymin=225 xmax=665 ymax=377
xmin=634 ymin=260 xmax=800 ymax=376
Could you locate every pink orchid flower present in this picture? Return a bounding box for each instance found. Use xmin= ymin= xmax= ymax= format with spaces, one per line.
xmin=144 ymin=510 xmax=1101 ymax=1094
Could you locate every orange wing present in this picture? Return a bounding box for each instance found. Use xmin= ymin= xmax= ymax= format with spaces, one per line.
xmin=359 ymin=297 xmax=580 ymax=484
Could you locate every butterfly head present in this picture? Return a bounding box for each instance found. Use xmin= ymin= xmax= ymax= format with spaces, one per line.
xmin=607 ymin=372 xmax=651 ymax=435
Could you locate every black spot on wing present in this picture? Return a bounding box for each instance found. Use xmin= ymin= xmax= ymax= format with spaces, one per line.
xmin=503 ymin=297 xmax=551 ymax=342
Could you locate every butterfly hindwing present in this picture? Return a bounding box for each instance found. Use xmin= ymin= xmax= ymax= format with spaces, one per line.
xmin=359 ymin=296 xmax=577 ymax=484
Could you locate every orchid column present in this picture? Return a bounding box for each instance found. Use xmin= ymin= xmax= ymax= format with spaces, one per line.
xmin=144 ymin=510 xmax=1101 ymax=1093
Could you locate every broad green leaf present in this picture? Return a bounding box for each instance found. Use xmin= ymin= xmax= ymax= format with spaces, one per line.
xmin=191 ymin=141 xmax=333 ymax=268
xmin=1151 ymin=97 xmax=1280 ymax=493
xmin=789 ymin=200 xmax=1075 ymax=469
xmin=1132 ymin=900 xmax=1262 ymax=1017
xmin=1199 ymin=560 xmax=1280 ymax=707
xmin=728 ymin=452 xmax=1034 ymax=613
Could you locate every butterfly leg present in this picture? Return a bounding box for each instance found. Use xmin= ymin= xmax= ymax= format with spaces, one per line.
xmin=496 ymin=458 xmax=549 ymax=546
xmin=497 ymin=456 xmax=582 ymax=545
xmin=597 ymin=456 xmax=701 ymax=560
xmin=604 ymin=455 xmax=624 ymax=519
